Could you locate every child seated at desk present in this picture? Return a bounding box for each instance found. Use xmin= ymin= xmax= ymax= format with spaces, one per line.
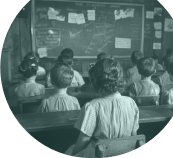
xmin=126 ymin=51 xmax=143 ymax=86
xmin=65 ymin=57 xmax=139 ymax=157
xmin=156 ymin=54 xmax=173 ymax=87
xmin=24 ymin=52 xmax=46 ymax=77
xmin=129 ymin=57 xmax=160 ymax=97
xmin=38 ymin=63 xmax=80 ymax=112
xmin=152 ymin=54 xmax=164 ymax=71
xmin=15 ymin=58 xmax=45 ymax=97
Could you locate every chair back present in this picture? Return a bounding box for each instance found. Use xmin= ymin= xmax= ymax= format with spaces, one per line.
xmin=132 ymin=95 xmax=160 ymax=106
xmin=95 ymin=135 xmax=145 ymax=158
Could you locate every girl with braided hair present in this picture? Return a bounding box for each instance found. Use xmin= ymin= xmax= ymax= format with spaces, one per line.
xmin=65 ymin=57 xmax=139 ymax=157
xmin=15 ymin=58 xmax=45 ymax=97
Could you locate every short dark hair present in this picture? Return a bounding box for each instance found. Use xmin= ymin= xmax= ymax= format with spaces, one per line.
xmin=131 ymin=51 xmax=143 ymax=64
xmin=152 ymin=54 xmax=159 ymax=60
xmin=166 ymin=48 xmax=173 ymax=55
xmin=24 ymin=52 xmax=40 ymax=62
xmin=91 ymin=57 xmax=126 ymax=95
xmin=57 ymin=54 xmax=73 ymax=66
xmin=163 ymin=54 xmax=173 ymax=72
xmin=50 ymin=63 xmax=74 ymax=88
xmin=97 ymin=52 xmax=109 ymax=61
xmin=60 ymin=48 xmax=74 ymax=58
xmin=137 ymin=57 xmax=155 ymax=77
xmin=18 ymin=58 xmax=38 ymax=78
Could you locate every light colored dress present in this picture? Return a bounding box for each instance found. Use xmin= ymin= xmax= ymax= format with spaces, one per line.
xmin=46 ymin=70 xmax=85 ymax=88
xmin=129 ymin=79 xmax=160 ymax=96
xmin=126 ymin=66 xmax=141 ymax=86
xmin=15 ymin=78 xmax=45 ymax=97
xmin=65 ymin=93 xmax=139 ymax=157
xmin=38 ymin=93 xmax=80 ymax=112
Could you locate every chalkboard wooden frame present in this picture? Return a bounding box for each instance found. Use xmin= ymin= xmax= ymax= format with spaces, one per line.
xmin=31 ymin=0 xmax=145 ymax=58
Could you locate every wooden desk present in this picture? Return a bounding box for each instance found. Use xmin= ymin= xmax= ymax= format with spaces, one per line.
xmin=15 ymin=105 xmax=173 ymax=133
xmin=17 ymin=89 xmax=129 ymax=114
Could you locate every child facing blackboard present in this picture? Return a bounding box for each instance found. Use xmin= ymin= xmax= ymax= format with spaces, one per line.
xmin=38 ymin=63 xmax=80 ymax=112
xmin=15 ymin=58 xmax=45 ymax=97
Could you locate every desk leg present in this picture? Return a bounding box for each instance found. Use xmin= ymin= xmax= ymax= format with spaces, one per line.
xmin=18 ymin=103 xmax=23 ymax=114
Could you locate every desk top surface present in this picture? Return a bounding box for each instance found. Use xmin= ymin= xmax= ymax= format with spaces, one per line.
xmin=15 ymin=105 xmax=173 ymax=133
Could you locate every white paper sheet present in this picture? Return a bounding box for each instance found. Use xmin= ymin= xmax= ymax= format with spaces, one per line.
xmin=164 ymin=18 xmax=173 ymax=32
xmin=146 ymin=11 xmax=154 ymax=19
xmin=154 ymin=7 xmax=162 ymax=16
xmin=38 ymin=48 xmax=47 ymax=58
xmin=155 ymin=31 xmax=162 ymax=38
xmin=68 ymin=13 xmax=77 ymax=23
xmin=115 ymin=38 xmax=131 ymax=49
xmin=87 ymin=10 xmax=95 ymax=21
xmin=76 ymin=13 xmax=85 ymax=24
xmin=154 ymin=22 xmax=162 ymax=30
xmin=48 ymin=7 xmax=65 ymax=21
xmin=153 ymin=43 xmax=161 ymax=49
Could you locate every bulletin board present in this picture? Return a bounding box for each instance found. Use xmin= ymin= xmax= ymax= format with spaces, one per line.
xmin=31 ymin=0 xmax=145 ymax=58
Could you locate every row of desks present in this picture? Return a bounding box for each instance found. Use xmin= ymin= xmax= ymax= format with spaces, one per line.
xmin=15 ymin=105 xmax=173 ymax=133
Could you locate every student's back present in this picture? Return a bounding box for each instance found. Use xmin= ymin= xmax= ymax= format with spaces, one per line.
xmin=38 ymin=63 xmax=80 ymax=112
xmin=126 ymin=51 xmax=143 ymax=85
xmin=130 ymin=57 xmax=160 ymax=97
xmin=15 ymin=58 xmax=45 ymax=97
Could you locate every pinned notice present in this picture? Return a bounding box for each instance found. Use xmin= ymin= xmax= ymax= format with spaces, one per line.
xmin=38 ymin=48 xmax=47 ymax=58
xmin=68 ymin=13 xmax=77 ymax=23
xmin=76 ymin=13 xmax=85 ymax=24
xmin=48 ymin=7 xmax=65 ymax=21
xmin=154 ymin=8 xmax=162 ymax=16
xmin=154 ymin=22 xmax=162 ymax=30
xmin=114 ymin=9 xmax=134 ymax=20
xmin=164 ymin=18 xmax=173 ymax=32
xmin=146 ymin=11 xmax=154 ymax=19
xmin=115 ymin=38 xmax=131 ymax=49
xmin=153 ymin=43 xmax=161 ymax=50
xmin=87 ymin=10 xmax=95 ymax=21
xmin=155 ymin=31 xmax=162 ymax=39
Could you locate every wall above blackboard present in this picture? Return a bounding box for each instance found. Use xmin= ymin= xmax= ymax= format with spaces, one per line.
xmin=31 ymin=0 xmax=144 ymax=58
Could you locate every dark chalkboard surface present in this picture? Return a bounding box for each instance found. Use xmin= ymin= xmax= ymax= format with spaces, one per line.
xmin=31 ymin=0 xmax=144 ymax=58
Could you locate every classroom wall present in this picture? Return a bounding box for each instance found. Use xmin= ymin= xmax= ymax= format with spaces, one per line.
xmin=1 ymin=0 xmax=173 ymax=81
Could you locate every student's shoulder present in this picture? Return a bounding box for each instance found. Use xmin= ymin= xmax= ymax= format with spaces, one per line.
xmin=73 ymin=70 xmax=82 ymax=76
xmin=34 ymin=83 xmax=45 ymax=88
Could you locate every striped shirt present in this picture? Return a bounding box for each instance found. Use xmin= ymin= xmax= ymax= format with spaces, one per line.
xmin=74 ymin=93 xmax=139 ymax=139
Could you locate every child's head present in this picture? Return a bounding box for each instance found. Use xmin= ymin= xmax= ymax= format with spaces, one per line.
xmin=18 ymin=58 xmax=38 ymax=78
xmin=60 ymin=48 xmax=74 ymax=58
xmin=163 ymin=54 xmax=173 ymax=73
xmin=166 ymin=48 xmax=173 ymax=55
xmin=50 ymin=63 xmax=74 ymax=89
xmin=137 ymin=57 xmax=156 ymax=77
xmin=57 ymin=54 xmax=73 ymax=66
xmin=91 ymin=57 xmax=126 ymax=95
xmin=24 ymin=52 xmax=40 ymax=62
xmin=97 ymin=52 xmax=109 ymax=61
xmin=131 ymin=51 xmax=143 ymax=65
xmin=152 ymin=54 xmax=159 ymax=63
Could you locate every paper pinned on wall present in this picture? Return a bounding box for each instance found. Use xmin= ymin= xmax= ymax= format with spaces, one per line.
xmin=154 ymin=22 xmax=162 ymax=30
xmin=68 ymin=13 xmax=77 ymax=23
xmin=153 ymin=43 xmax=161 ymax=50
xmin=164 ymin=18 xmax=173 ymax=32
xmin=146 ymin=11 xmax=154 ymax=19
xmin=38 ymin=48 xmax=47 ymax=58
xmin=76 ymin=13 xmax=86 ymax=24
xmin=115 ymin=38 xmax=131 ymax=49
xmin=48 ymin=7 xmax=65 ymax=21
xmin=87 ymin=10 xmax=95 ymax=21
xmin=155 ymin=31 xmax=162 ymax=38
xmin=154 ymin=7 xmax=162 ymax=16
xmin=114 ymin=9 xmax=134 ymax=20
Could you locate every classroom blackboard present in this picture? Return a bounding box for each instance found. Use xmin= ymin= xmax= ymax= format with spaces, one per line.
xmin=31 ymin=0 xmax=144 ymax=58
